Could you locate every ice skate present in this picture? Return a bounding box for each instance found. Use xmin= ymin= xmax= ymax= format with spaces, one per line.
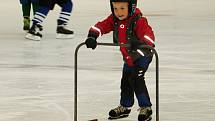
xmin=23 ymin=17 xmax=30 ymax=31
xmin=138 ymin=107 xmax=152 ymax=121
xmin=108 ymin=105 xmax=131 ymax=120
xmin=56 ymin=25 xmax=74 ymax=39
xmin=25 ymin=24 xmax=43 ymax=41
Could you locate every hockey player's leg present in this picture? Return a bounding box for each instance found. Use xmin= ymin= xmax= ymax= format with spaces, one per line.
xmin=56 ymin=0 xmax=74 ymax=39
xmin=25 ymin=24 xmax=43 ymax=41
xmin=25 ymin=3 xmax=49 ymax=41
xmin=32 ymin=0 xmax=39 ymax=15
xmin=56 ymin=20 xmax=74 ymax=39
xmin=23 ymin=16 xmax=30 ymax=31
xmin=20 ymin=0 xmax=31 ymax=30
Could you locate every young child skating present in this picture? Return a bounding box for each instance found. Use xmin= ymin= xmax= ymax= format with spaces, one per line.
xmin=19 ymin=0 xmax=38 ymax=30
xmin=85 ymin=0 xmax=155 ymax=120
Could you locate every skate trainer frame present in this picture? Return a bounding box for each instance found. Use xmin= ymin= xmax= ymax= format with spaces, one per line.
xmin=74 ymin=42 xmax=159 ymax=121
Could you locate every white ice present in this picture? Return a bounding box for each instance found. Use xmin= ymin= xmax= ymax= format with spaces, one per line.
xmin=0 ymin=0 xmax=215 ymax=121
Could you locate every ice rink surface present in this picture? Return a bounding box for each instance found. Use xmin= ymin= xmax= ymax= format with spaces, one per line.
xmin=0 ymin=0 xmax=215 ymax=121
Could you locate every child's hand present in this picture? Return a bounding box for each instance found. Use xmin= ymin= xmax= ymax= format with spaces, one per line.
xmin=85 ymin=37 xmax=97 ymax=49
xmin=85 ymin=32 xmax=98 ymax=49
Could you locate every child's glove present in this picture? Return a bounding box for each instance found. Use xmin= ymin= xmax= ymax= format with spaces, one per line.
xmin=85 ymin=37 xmax=97 ymax=49
xmin=85 ymin=32 xmax=98 ymax=50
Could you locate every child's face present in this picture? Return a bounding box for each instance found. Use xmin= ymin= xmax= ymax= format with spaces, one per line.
xmin=112 ymin=2 xmax=129 ymax=20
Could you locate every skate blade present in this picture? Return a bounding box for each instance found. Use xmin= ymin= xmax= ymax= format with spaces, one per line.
xmin=108 ymin=114 xmax=129 ymax=120
xmin=25 ymin=33 xmax=41 ymax=41
xmin=138 ymin=116 xmax=152 ymax=121
xmin=146 ymin=116 xmax=152 ymax=121
xmin=23 ymin=27 xmax=29 ymax=31
xmin=56 ymin=33 xmax=74 ymax=39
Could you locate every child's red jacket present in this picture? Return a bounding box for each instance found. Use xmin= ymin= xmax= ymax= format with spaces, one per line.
xmin=89 ymin=8 xmax=155 ymax=66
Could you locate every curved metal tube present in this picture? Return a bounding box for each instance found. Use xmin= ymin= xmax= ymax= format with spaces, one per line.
xmin=74 ymin=42 xmax=159 ymax=121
